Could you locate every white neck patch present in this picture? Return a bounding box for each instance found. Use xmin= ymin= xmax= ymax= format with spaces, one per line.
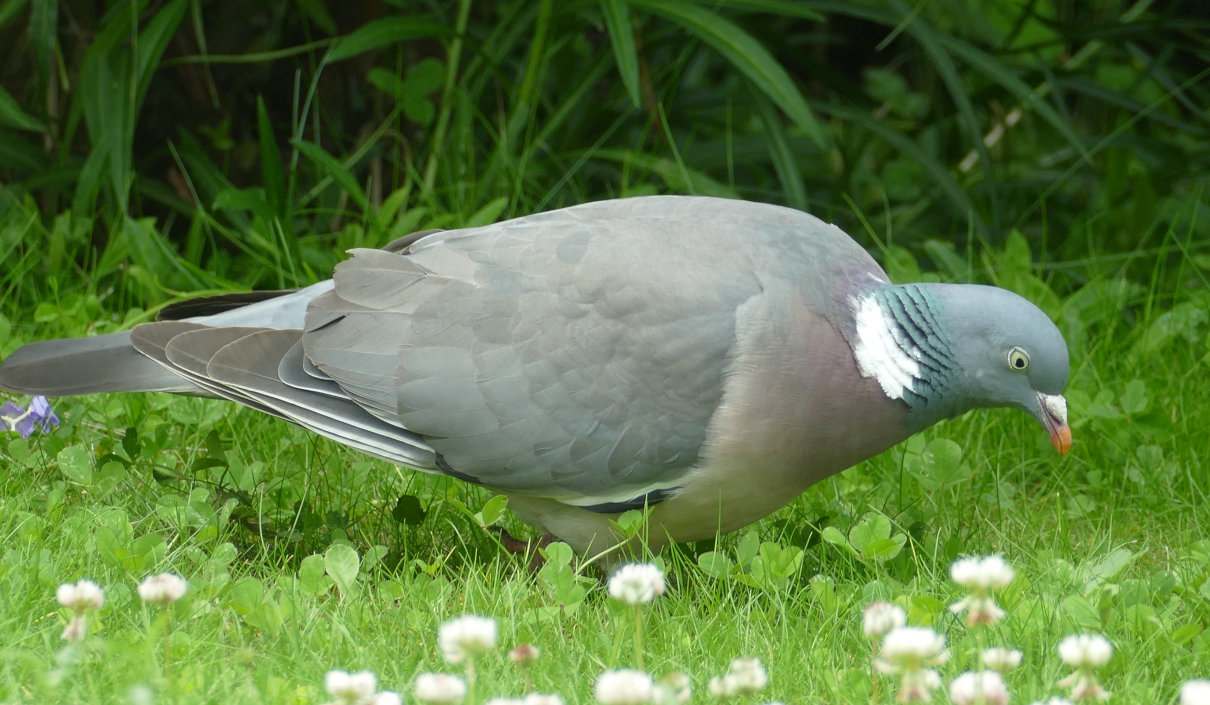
xmin=852 ymin=294 xmax=920 ymax=401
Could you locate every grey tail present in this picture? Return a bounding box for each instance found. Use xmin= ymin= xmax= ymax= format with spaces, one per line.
xmin=0 ymin=331 xmax=196 ymax=396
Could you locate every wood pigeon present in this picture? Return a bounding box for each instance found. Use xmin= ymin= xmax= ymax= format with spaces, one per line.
xmin=0 ymin=197 xmax=1071 ymax=554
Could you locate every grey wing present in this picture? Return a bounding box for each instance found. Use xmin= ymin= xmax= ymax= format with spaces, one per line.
xmin=303 ymin=200 xmax=766 ymax=508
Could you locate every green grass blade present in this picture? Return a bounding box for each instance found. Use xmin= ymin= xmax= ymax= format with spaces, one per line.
xmin=0 ymin=0 xmax=28 ymax=29
xmin=593 ymin=149 xmax=739 ymax=197
xmin=0 ymin=86 xmax=44 ymax=132
xmin=633 ymin=0 xmax=828 ymax=149
xmin=518 ymin=0 xmax=554 ymax=109
xmin=326 ymin=16 xmax=446 ymax=63
xmin=134 ymin=0 xmax=187 ymax=104
xmin=292 ymin=139 xmax=369 ymax=212
xmin=940 ymin=35 xmax=1092 ymax=164
xmin=711 ymin=0 xmax=823 ymax=20
xmin=891 ymin=6 xmax=990 ymax=174
xmin=601 ymin=0 xmax=643 ymax=109
xmin=753 ymin=90 xmax=807 ymax=209
xmin=257 ymin=97 xmax=287 ymax=221
xmin=821 ymin=103 xmax=983 ymax=233
xmin=0 ymin=129 xmax=43 ymax=172
xmin=27 ymin=0 xmax=56 ymax=84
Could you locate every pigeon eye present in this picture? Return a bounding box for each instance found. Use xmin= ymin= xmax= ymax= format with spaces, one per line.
xmin=1007 ymin=347 xmax=1030 ymax=371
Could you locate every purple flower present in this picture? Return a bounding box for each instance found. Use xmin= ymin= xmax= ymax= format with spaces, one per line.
xmin=1 ymin=395 xmax=60 ymax=438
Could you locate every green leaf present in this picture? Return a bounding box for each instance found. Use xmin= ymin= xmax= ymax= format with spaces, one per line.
xmin=1083 ymin=548 xmax=1139 ymax=589
xmin=1120 ymin=380 xmax=1149 ymax=416
xmin=256 ymin=97 xmax=287 ymax=220
xmin=632 ymin=0 xmax=827 ymax=148
xmin=540 ymin=541 xmax=574 ymax=568
xmin=324 ymin=544 xmax=360 ymax=595
xmin=368 ymin=67 xmax=408 ymax=101
xmin=601 ymin=0 xmax=642 ymax=108
xmin=391 ymin=494 xmax=426 ymax=525
xmin=821 ymin=526 xmax=854 ymax=554
xmin=56 ymin=444 xmax=93 ymax=485
xmin=293 ymin=139 xmax=369 ymax=211
xmin=736 ymin=531 xmax=760 ymax=567
xmin=327 ymin=16 xmax=446 ymax=63
xmin=122 ymin=426 xmax=141 ymax=461
xmin=0 ymin=86 xmax=43 ymax=132
xmin=474 ymin=495 xmax=509 ymax=528
xmin=910 ymin=438 xmax=969 ymax=491
xmin=464 ymin=197 xmax=508 ymax=227
xmin=697 ymin=551 xmax=733 ymax=579
xmin=848 ymin=514 xmax=906 ymax=562
xmin=298 ymin=554 xmax=333 ymax=595
xmin=1061 ymin=594 xmax=1101 ymax=630
xmin=370 ymin=60 xmax=445 ymax=124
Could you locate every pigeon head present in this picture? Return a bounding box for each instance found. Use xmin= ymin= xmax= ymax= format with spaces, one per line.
xmin=851 ymin=282 xmax=1071 ymax=453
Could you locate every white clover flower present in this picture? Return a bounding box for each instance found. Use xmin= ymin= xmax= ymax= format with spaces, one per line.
xmin=948 ymin=595 xmax=1006 ymax=626
xmin=875 ymin=627 xmax=949 ymax=674
xmin=325 ymin=670 xmax=378 ymax=705
xmin=950 ymin=556 xmax=1015 ymax=591
xmin=949 ymin=671 xmax=1010 ymax=705
xmin=509 ymin=643 xmax=541 ymax=664
xmin=57 ymin=580 xmax=104 ymax=612
xmin=595 ymin=670 xmax=655 ymax=705
xmin=414 ymin=673 xmax=468 ymax=705
xmin=949 ymin=556 xmax=1014 ymax=626
xmin=1058 ymin=635 xmax=1113 ymax=668
xmin=875 ymin=627 xmax=948 ymax=704
xmin=438 ymin=615 xmax=498 ymax=664
xmin=654 ymin=673 xmax=691 ymax=705
xmin=1056 ymin=673 xmax=1109 ymax=702
xmin=725 ymin=658 xmax=768 ymax=693
xmin=524 ymin=694 xmax=565 ymax=705
xmin=863 ymin=602 xmax=906 ymax=639
xmin=61 ymin=615 xmax=88 ymax=642
xmin=897 ymin=669 xmax=943 ymax=703
xmin=707 ymin=657 xmax=768 ymax=697
xmin=980 ymin=648 xmax=1023 ymax=672
xmin=484 ymin=699 xmax=526 ymax=705
xmin=1182 ymin=681 xmax=1210 ymax=705
xmin=607 ymin=564 xmax=666 ymax=606
xmin=137 ymin=573 xmax=187 ymax=605
xmin=1056 ymin=635 xmax=1112 ymax=701
xmin=372 ymin=693 xmax=403 ymax=705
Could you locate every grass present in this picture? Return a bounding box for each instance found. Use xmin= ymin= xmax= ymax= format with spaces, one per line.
xmin=0 ymin=2 xmax=1208 ymax=701
xmin=0 ymin=210 xmax=1207 ymax=704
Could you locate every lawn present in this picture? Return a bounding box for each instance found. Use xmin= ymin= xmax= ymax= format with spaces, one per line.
xmin=1 ymin=1 xmax=1208 ymax=703
xmin=0 ymin=210 xmax=1207 ymax=704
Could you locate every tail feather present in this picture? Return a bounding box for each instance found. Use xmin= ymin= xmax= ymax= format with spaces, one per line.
xmin=0 ymin=331 xmax=195 ymax=396
xmin=0 ymin=281 xmax=335 ymax=398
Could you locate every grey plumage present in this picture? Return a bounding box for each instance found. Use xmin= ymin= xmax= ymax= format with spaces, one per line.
xmin=0 ymin=196 xmax=1072 ymax=554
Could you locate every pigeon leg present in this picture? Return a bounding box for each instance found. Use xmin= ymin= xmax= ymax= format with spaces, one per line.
xmin=494 ymin=528 xmax=556 ymax=570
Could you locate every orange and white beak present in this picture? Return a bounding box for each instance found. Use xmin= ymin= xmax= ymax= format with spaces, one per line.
xmin=1037 ymin=393 xmax=1072 ymax=455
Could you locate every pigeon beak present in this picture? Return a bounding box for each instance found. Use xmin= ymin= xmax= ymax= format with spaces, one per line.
xmin=1036 ymin=393 xmax=1072 ymax=455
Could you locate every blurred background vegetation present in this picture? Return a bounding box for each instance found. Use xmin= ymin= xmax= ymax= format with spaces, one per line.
xmin=0 ymin=0 xmax=1206 ymax=312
